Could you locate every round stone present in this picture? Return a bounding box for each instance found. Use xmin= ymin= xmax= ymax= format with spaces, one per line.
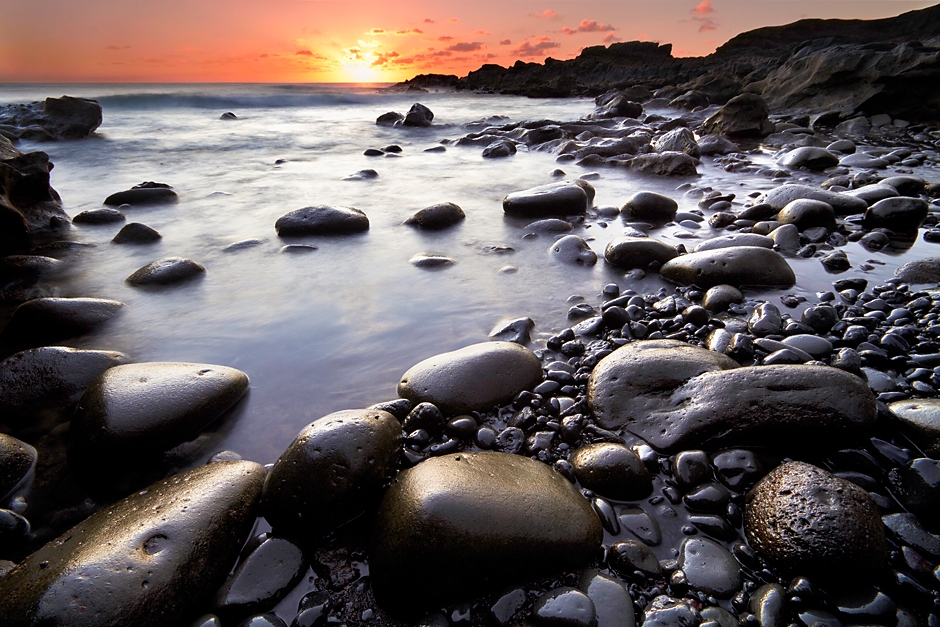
xmin=570 ymin=443 xmax=652 ymax=501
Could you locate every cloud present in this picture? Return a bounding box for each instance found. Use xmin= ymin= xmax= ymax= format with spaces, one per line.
xmin=295 ymin=50 xmax=314 ymax=56
xmin=530 ymin=9 xmax=559 ymax=19
xmin=499 ymin=39 xmax=512 ymax=46
xmin=395 ymin=29 xmax=423 ymax=35
xmin=438 ymin=35 xmax=454 ymax=41
xmin=370 ymin=28 xmax=386 ymax=35
xmin=691 ymin=1 xmax=718 ymax=32
xmin=511 ymin=36 xmax=561 ymax=58
xmin=562 ymin=19 xmax=616 ymax=35
xmin=447 ymin=41 xmax=485 ymax=52
xmin=424 ymin=18 xmax=435 ymax=24
xmin=475 ymin=30 xmax=490 ymax=36
xmin=603 ymin=32 xmax=621 ymax=43
xmin=372 ymin=51 xmax=400 ymax=67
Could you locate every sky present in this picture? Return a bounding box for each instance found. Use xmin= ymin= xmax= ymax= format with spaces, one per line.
xmin=0 ymin=1 xmax=934 ymax=83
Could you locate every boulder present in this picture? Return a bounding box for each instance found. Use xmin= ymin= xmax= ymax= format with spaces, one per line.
xmin=592 ymin=95 xmax=643 ymax=119
xmin=627 ymin=152 xmax=698 ymax=177
xmin=570 ymin=443 xmax=652 ymax=501
xmin=862 ymin=196 xmax=928 ymax=231
xmin=605 ymin=237 xmax=677 ymax=269
xmin=652 ymin=128 xmax=701 ymax=158
xmin=69 ymin=362 xmax=249 ymax=466
xmin=896 ymin=257 xmax=940 ymax=284
xmin=759 ymin=184 xmax=868 ymax=216
xmin=503 ymin=182 xmax=589 ymax=218
xmin=0 ymin=461 xmax=264 ymax=627
xmin=548 ymin=235 xmax=597 ymax=266
xmin=275 ymin=205 xmax=369 ymax=236
xmin=404 ymin=202 xmax=465 ymax=229
xmin=402 ymin=103 xmax=434 ymax=127
xmin=72 ymin=208 xmax=125 ymax=225
xmin=398 ymin=341 xmax=542 ymax=415
xmin=0 ymin=96 xmax=102 ymax=141
xmin=845 ymin=183 xmax=899 ymax=205
xmin=482 ymin=140 xmax=517 ymax=158
xmin=620 ymin=191 xmax=678 ymax=221
xmin=0 ymin=297 xmax=123 ymax=355
xmin=669 ymin=90 xmax=710 ymax=110
xmin=214 ymin=536 xmax=306 ymax=618
xmin=370 ymin=452 xmax=602 ymax=614
xmin=691 ymin=233 xmax=774 ymax=252
xmin=104 ymin=182 xmax=178 ymax=207
xmin=376 ymin=112 xmax=404 ymax=126
xmin=779 ymin=147 xmax=839 ymax=170
xmin=261 ymin=409 xmax=401 ymax=536
xmin=678 ymin=538 xmax=741 ymax=598
xmin=777 ymin=199 xmax=836 ymax=232
xmin=889 ymin=399 xmax=940 ymax=458
xmin=659 ymin=246 xmax=795 ymax=289
xmin=126 ymin=257 xmax=206 ymax=286
xmin=698 ymin=135 xmax=739 ymax=156
xmin=588 ymin=342 xmax=877 ymax=451
xmin=112 ymin=222 xmax=162 ymax=244
xmin=701 ymin=93 xmax=774 ymax=137
xmin=0 ymin=347 xmax=128 ymax=420
xmin=1 ymin=151 xmax=70 ymax=253
xmin=0 ymin=434 xmax=36 ymax=503
xmin=744 ymin=461 xmax=887 ymax=581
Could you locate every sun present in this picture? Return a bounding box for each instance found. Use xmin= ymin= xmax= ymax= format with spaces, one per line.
xmin=342 ymin=63 xmax=381 ymax=83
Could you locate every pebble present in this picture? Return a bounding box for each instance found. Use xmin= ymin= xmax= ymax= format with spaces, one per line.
xmin=678 ymin=537 xmax=742 ymax=598
xmin=533 ymin=587 xmax=596 ymax=627
xmin=570 ymin=443 xmax=652 ymax=500
xmin=112 ymin=222 xmax=162 ymax=243
xmin=126 ymin=256 xmax=205 ymax=286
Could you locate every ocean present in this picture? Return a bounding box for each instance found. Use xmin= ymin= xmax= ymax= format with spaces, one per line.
xmin=2 ymin=82 xmax=936 ymax=463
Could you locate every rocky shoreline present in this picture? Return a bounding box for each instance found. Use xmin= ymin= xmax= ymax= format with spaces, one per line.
xmin=2 ymin=45 xmax=940 ymax=627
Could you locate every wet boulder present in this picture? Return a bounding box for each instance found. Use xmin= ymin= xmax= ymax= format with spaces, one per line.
xmin=660 ymin=246 xmax=795 ymax=289
xmin=628 ymin=152 xmax=698 ymax=177
xmin=376 ymin=112 xmax=404 ymax=126
xmin=678 ymin=538 xmax=741 ymax=598
xmin=652 ymin=128 xmax=701 ymax=159
xmin=398 ymin=341 xmax=542 ymax=415
xmin=548 ymin=235 xmax=597 ymax=266
xmin=112 ymin=222 xmax=161 ymax=244
xmin=592 ymin=95 xmax=643 ymax=119
xmin=692 ymin=233 xmax=773 ymax=252
xmin=605 ymin=236 xmax=677 ymax=269
xmin=72 ymin=208 xmax=124 ymax=225
xmin=777 ymin=199 xmax=836 ymax=232
xmin=620 ymin=191 xmax=678 ymax=221
xmin=779 ymin=147 xmax=839 ymax=171
xmin=760 ymin=184 xmax=867 ymax=216
xmin=482 ymin=140 xmax=516 ymax=158
xmin=503 ymin=182 xmax=589 ymax=218
xmin=0 ymin=297 xmax=123 ymax=355
xmin=0 ymin=346 xmax=128 ymax=420
xmin=214 ymin=536 xmax=306 ymax=618
xmin=403 ymin=103 xmax=434 ymax=127
xmin=0 ymin=460 xmax=264 ymax=627
xmin=579 ymin=570 xmax=634 ymax=627
xmin=889 ymin=399 xmax=940 ymax=458
xmin=126 ymin=257 xmax=205 ymax=286
xmin=409 ymin=253 xmax=456 ymax=268
xmin=845 ymin=183 xmax=899 ymax=205
xmin=275 ymin=205 xmax=369 ymax=236
xmin=862 ymin=196 xmax=928 ymax=231
xmin=261 ymin=408 xmax=401 ymax=536
xmin=745 ymin=461 xmax=887 ymax=582
xmin=103 ymin=182 xmax=178 ymax=207
xmin=404 ymin=202 xmax=465 ymax=230
xmin=69 ymin=362 xmax=249 ymax=467
xmin=896 ymin=257 xmax=940 ymax=284
xmin=0 ymin=96 xmax=102 ymax=141
xmin=570 ymin=443 xmax=652 ymax=501
xmin=370 ymin=452 xmax=602 ymax=615
xmin=589 ymin=342 xmax=876 ymax=451
xmin=1 ymin=151 xmax=70 ymax=253
xmin=698 ymin=135 xmax=739 ymax=156
xmin=0 ymin=434 xmax=36 ymax=503
xmin=700 ymin=93 xmax=774 ymax=138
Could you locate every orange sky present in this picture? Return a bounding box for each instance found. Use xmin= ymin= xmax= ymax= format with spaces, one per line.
xmin=0 ymin=1 xmax=934 ymax=83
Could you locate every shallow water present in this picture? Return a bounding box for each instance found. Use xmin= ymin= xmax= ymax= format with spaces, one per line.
xmin=3 ymin=83 xmax=939 ymax=465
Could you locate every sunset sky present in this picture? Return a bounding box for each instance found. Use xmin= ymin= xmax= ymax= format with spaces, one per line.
xmin=0 ymin=1 xmax=934 ymax=83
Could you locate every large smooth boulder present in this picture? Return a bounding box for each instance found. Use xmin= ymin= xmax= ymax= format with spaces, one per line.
xmin=777 ymin=199 xmax=836 ymax=232
xmin=404 ymin=202 xmax=465 ymax=229
xmin=0 ymin=461 xmax=264 ymax=627
xmin=261 ymin=408 xmax=401 ymax=536
xmin=701 ymin=93 xmax=774 ymax=137
xmin=548 ymin=235 xmax=597 ymax=266
xmin=126 ymin=257 xmax=205 ymax=286
xmin=370 ymin=452 xmax=602 ymax=615
xmin=620 ymin=191 xmax=678 ymax=221
xmin=275 ymin=205 xmax=369 ymax=236
xmin=103 ymin=182 xmax=178 ymax=207
xmin=69 ymin=362 xmax=250 ymax=466
xmin=1 ymin=151 xmax=70 ymax=253
xmin=403 ymin=103 xmax=434 ymax=127
xmin=0 ymin=434 xmax=36 ymax=503
xmin=896 ymin=257 xmax=940 ymax=284
xmin=0 ymin=347 xmax=128 ymax=420
xmin=503 ymin=182 xmax=588 ymax=218
xmin=759 ymin=184 xmax=868 ymax=216
xmin=745 ymin=461 xmax=887 ymax=582
xmin=889 ymin=399 xmax=940 ymax=458
xmin=779 ymin=147 xmax=839 ymax=171
xmin=570 ymin=443 xmax=652 ymax=501
xmin=692 ymin=233 xmax=773 ymax=252
xmin=660 ymin=247 xmax=795 ymax=289
xmin=0 ymin=297 xmax=123 ymax=355
xmin=862 ymin=196 xmax=928 ymax=231
xmin=605 ymin=236 xmax=677 ymax=269
xmin=589 ymin=342 xmax=877 ymax=452
xmin=628 ymin=152 xmax=698 ymax=177
xmin=398 ymin=342 xmax=542 ymax=415
xmin=678 ymin=538 xmax=741 ymax=598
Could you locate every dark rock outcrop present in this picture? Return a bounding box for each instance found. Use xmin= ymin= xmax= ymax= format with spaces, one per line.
xmin=701 ymin=94 xmax=774 ymax=137
xmin=0 ymin=297 xmax=123 ymax=355
xmin=275 ymin=205 xmax=369 ymax=236
xmin=103 ymin=182 xmax=178 ymax=207
xmin=1 ymin=151 xmax=70 ymax=253
xmin=0 ymin=96 xmax=102 ymax=141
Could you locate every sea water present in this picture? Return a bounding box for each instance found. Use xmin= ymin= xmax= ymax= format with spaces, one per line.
xmin=2 ymin=83 xmax=938 ymax=463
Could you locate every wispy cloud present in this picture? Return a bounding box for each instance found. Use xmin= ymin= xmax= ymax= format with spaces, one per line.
xmin=448 ymin=41 xmax=485 ymax=52
xmin=691 ymin=1 xmax=718 ymax=31
xmin=562 ymin=19 xmax=616 ymax=35
xmin=530 ymin=9 xmax=560 ymax=20
xmin=603 ymin=32 xmax=621 ymax=43
xmin=499 ymin=39 xmax=512 ymax=46
xmin=511 ymin=36 xmax=561 ymax=58
xmin=295 ymin=50 xmax=314 ymax=56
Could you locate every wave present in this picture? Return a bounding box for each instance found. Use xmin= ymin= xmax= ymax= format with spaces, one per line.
xmin=95 ymin=87 xmax=387 ymax=111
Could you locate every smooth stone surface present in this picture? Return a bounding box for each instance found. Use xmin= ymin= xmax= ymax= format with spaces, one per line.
xmin=628 ymin=151 xmax=698 ymax=177
xmin=533 ymin=587 xmax=596 ymax=627
xmin=72 ymin=208 xmax=125 ymax=225
xmin=889 ymin=399 xmax=940 ymax=458
xmin=126 ymin=257 xmax=205 ymax=286
xmin=103 ymin=183 xmax=178 ymax=206
xmin=678 ymin=537 xmax=741 ymax=598
xmin=0 ymin=434 xmax=36 ymax=503
xmin=0 ymin=297 xmax=123 ymax=355
xmin=659 ymin=246 xmax=796 ymax=289
xmin=702 ymin=285 xmax=743 ymax=312
xmin=887 ymin=458 xmax=940 ymax=521
xmin=780 ymin=147 xmax=839 ymax=170
xmin=0 ymin=461 xmax=264 ymax=627
xmin=503 ymin=182 xmax=589 ymax=218
xmin=214 ymin=536 xmax=306 ymax=617
xmin=590 ymin=343 xmax=876 ymax=451
xmin=409 ymin=253 xmax=456 ymax=268
xmin=641 ymin=597 xmax=701 ymax=627
xmin=748 ymin=584 xmax=787 ymax=627
xmin=777 ymin=199 xmax=836 ymax=231
xmin=605 ymin=237 xmax=677 ymax=269
xmin=370 ymin=452 xmax=602 ymax=615
xmin=620 ymin=191 xmax=678 ymax=221
xmin=261 ymin=408 xmax=401 ymax=535
xmin=580 ymin=569 xmax=635 ymax=627
xmin=0 ymin=346 xmax=128 ymax=419
xmin=760 ymin=184 xmax=868 ymax=216
xmin=398 ymin=341 xmax=542 ymax=415
xmin=70 ymin=362 xmax=250 ymax=464
xmin=275 ymin=205 xmax=369 ymax=236
xmin=845 ymin=183 xmax=899 ymax=205
xmin=744 ymin=461 xmax=887 ymax=581
xmin=570 ymin=443 xmax=652 ymax=501
xmin=896 ymin=257 xmax=940 ymax=284
xmin=862 ymin=196 xmax=928 ymax=231
xmin=692 ymin=233 xmax=773 ymax=252
xmin=700 ymin=93 xmax=773 ymax=137
xmin=404 ymin=202 xmax=465 ymax=229
xmin=548 ymin=235 xmax=597 ymax=266
xmin=112 ymin=222 xmax=161 ymax=244
xmin=781 ymin=334 xmax=832 ymax=359
xmin=882 ymin=512 xmax=940 ymax=559
xmin=608 ymin=540 xmax=662 ymax=578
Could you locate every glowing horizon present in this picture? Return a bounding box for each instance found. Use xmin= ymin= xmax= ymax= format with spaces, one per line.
xmin=0 ymin=1 xmax=933 ymax=84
